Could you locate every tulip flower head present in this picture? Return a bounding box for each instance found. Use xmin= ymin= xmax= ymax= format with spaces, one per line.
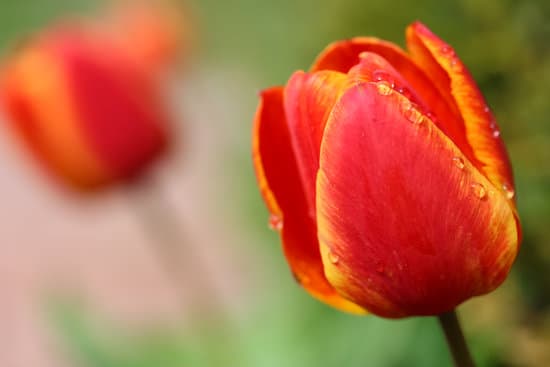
xmin=253 ymin=22 xmax=521 ymax=318
xmin=1 ymin=24 xmax=171 ymax=190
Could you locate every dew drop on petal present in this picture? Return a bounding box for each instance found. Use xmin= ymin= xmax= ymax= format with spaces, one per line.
xmin=396 ymin=86 xmax=413 ymax=100
xmin=471 ymin=183 xmax=487 ymax=199
xmin=376 ymin=81 xmax=393 ymax=96
xmin=292 ymin=272 xmax=310 ymax=286
xmin=372 ymin=70 xmax=394 ymax=86
xmin=492 ymin=129 xmax=501 ymax=138
xmin=450 ymin=59 xmax=462 ymax=71
xmin=452 ymin=156 xmax=465 ymax=169
xmin=268 ymin=214 xmax=283 ymax=231
xmin=376 ymin=266 xmax=385 ymax=274
xmin=328 ymin=251 xmax=340 ymax=265
xmin=403 ymin=106 xmax=424 ymax=125
xmin=502 ymin=183 xmax=515 ymax=199
xmin=441 ymin=45 xmax=454 ymax=55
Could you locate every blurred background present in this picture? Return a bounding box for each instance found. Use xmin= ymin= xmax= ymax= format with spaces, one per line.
xmin=0 ymin=0 xmax=549 ymax=366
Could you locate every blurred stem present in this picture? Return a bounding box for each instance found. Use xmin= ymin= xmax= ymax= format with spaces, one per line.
xmin=437 ymin=310 xmax=476 ymax=367
xmin=129 ymin=176 xmax=222 ymax=315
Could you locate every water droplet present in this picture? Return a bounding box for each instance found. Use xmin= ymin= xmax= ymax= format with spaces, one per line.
xmin=441 ymin=45 xmax=454 ymax=55
xmin=484 ymin=106 xmax=490 ymax=113
xmin=372 ymin=69 xmax=394 ymax=83
xmin=492 ymin=129 xmax=501 ymax=138
xmin=471 ymin=183 xmax=487 ymax=199
xmin=376 ymin=266 xmax=385 ymax=274
xmin=502 ymin=183 xmax=515 ymax=199
xmin=292 ymin=272 xmax=310 ymax=286
xmin=402 ymin=104 xmax=424 ymax=125
xmin=268 ymin=214 xmax=283 ymax=231
xmin=450 ymin=59 xmax=462 ymax=71
xmin=396 ymin=86 xmax=413 ymax=99
xmin=452 ymin=156 xmax=465 ymax=169
xmin=328 ymin=251 xmax=340 ymax=265
xmin=376 ymin=81 xmax=393 ymax=96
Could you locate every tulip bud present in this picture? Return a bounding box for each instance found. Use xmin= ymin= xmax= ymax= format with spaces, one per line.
xmin=1 ymin=26 xmax=171 ymax=190
xmin=253 ymin=22 xmax=521 ymax=317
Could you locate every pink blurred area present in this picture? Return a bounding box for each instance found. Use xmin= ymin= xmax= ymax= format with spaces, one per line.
xmin=0 ymin=71 xmax=257 ymax=367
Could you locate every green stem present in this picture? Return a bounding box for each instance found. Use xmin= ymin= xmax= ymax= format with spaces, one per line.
xmin=437 ymin=310 xmax=476 ymax=367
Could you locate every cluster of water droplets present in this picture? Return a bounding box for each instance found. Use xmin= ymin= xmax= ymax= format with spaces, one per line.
xmin=451 ymin=154 xmax=515 ymax=201
xmin=372 ymin=69 xmax=433 ymax=126
xmin=483 ymin=105 xmax=502 ymax=139
xmin=439 ymin=44 xmax=514 ymax=201
xmin=440 ymin=45 xmax=462 ymax=72
xmin=482 ymin=106 xmax=516 ymax=199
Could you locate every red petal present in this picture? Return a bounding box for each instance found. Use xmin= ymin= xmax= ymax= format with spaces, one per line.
xmin=312 ymin=37 xmax=477 ymax=172
xmin=54 ymin=33 xmax=168 ymax=181
xmin=316 ymin=83 xmax=519 ymax=317
xmin=1 ymin=42 xmax=113 ymax=189
xmin=283 ymin=70 xmax=350 ymax=214
xmin=252 ymin=87 xmax=365 ymax=314
xmin=406 ymin=22 xmax=516 ymax=203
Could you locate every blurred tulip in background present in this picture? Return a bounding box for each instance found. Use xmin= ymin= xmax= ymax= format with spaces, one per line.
xmin=0 ymin=2 xmax=182 ymax=190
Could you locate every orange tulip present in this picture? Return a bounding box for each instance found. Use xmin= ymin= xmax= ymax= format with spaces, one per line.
xmin=1 ymin=25 xmax=171 ymax=190
xmin=253 ymin=22 xmax=521 ymax=317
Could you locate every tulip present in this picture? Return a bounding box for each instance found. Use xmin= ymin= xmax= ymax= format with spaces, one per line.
xmin=253 ymin=22 xmax=521 ymax=318
xmin=1 ymin=26 xmax=170 ymax=190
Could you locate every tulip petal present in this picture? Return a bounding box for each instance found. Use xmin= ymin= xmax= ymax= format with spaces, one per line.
xmin=1 ymin=45 xmax=112 ymax=188
xmin=406 ymin=22 xmax=516 ymax=202
xmin=283 ymin=70 xmax=351 ymax=214
xmin=317 ymin=83 xmax=519 ymax=317
xmin=312 ymin=37 xmax=478 ymax=170
xmin=253 ymin=87 xmax=366 ymax=314
xmin=55 ymin=34 xmax=168 ymax=181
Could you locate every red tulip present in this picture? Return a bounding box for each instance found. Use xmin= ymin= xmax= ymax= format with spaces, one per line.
xmin=253 ymin=22 xmax=521 ymax=317
xmin=1 ymin=25 xmax=170 ymax=190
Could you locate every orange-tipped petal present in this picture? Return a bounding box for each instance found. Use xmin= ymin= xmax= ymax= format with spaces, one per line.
xmin=283 ymin=70 xmax=350 ymax=213
xmin=316 ymin=83 xmax=519 ymax=317
xmin=1 ymin=40 xmax=112 ymax=188
xmin=406 ymin=22 xmax=516 ymax=204
xmin=253 ymin=87 xmax=366 ymax=314
xmin=312 ymin=37 xmax=478 ymax=170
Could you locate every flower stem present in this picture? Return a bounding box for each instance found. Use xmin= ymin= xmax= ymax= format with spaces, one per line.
xmin=130 ymin=175 xmax=222 ymax=314
xmin=437 ymin=310 xmax=476 ymax=367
